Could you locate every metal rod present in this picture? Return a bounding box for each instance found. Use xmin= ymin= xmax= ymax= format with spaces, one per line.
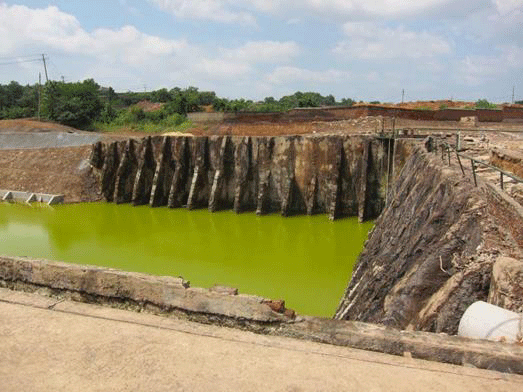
xmin=456 ymin=151 xmax=465 ymax=176
xmin=391 ymin=130 xmax=396 ymax=188
xmin=385 ymin=137 xmax=391 ymax=207
xmin=500 ymin=172 xmax=504 ymax=190
xmin=471 ymin=159 xmax=478 ymax=187
xmin=459 ymin=153 xmax=523 ymax=184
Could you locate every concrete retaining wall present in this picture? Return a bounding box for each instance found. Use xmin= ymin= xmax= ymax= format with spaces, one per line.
xmin=91 ymin=135 xmax=392 ymax=221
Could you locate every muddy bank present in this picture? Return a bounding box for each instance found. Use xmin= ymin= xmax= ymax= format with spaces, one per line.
xmin=335 ymin=142 xmax=523 ymax=334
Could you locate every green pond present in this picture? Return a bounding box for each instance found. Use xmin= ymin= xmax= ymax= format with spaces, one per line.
xmin=0 ymin=202 xmax=373 ymax=317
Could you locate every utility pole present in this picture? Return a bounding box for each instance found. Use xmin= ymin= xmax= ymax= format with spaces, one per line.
xmin=38 ymin=73 xmax=41 ymax=121
xmin=401 ymin=89 xmax=405 ymax=104
xmin=512 ymin=85 xmax=515 ymax=104
xmin=42 ymin=54 xmax=49 ymax=82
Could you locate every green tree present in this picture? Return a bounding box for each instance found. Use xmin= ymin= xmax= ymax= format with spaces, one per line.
xmin=475 ymin=99 xmax=497 ymax=109
xmin=42 ymin=79 xmax=103 ymax=129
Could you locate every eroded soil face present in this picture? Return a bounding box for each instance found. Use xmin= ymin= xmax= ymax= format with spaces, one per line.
xmin=0 ymin=146 xmax=101 ymax=203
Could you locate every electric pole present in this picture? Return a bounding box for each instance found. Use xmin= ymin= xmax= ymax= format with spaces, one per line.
xmin=42 ymin=54 xmax=49 ymax=82
xmin=401 ymin=89 xmax=405 ymax=104
xmin=38 ymin=73 xmax=41 ymax=121
xmin=512 ymin=85 xmax=515 ymax=104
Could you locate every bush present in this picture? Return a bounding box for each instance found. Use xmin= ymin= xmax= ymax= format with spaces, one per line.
xmin=100 ymin=103 xmax=117 ymax=123
xmin=162 ymin=113 xmax=186 ymax=127
xmin=475 ymin=99 xmax=497 ymax=109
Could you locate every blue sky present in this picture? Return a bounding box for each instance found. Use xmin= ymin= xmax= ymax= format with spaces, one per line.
xmin=0 ymin=0 xmax=522 ymax=102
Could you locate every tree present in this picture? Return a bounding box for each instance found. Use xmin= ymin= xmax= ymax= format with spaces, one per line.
xmin=340 ymin=98 xmax=355 ymax=107
xmin=475 ymin=99 xmax=497 ymax=109
xmin=41 ymin=79 xmax=103 ymax=129
xmin=151 ymin=88 xmax=171 ymax=103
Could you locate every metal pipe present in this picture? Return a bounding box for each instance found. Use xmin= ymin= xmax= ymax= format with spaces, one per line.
xmin=459 ymin=153 xmax=523 ymax=184
xmin=471 ymin=160 xmax=478 ymax=187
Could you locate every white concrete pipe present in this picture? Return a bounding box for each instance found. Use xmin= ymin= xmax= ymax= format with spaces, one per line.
xmin=458 ymin=301 xmax=523 ymax=342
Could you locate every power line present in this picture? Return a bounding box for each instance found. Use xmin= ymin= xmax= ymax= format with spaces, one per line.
xmin=0 ymin=54 xmax=43 ymax=61
xmin=0 ymin=58 xmax=42 ymax=66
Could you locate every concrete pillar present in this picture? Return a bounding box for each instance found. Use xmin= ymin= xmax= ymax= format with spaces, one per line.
xmin=167 ymin=137 xmax=190 ymax=208
xmin=150 ymin=137 xmax=175 ymax=207
xmin=101 ymin=142 xmax=120 ymax=202
xmin=114 ymin=139 xmax=138 ymax=204
xmin=132 ymin=137 xmax=156 ymax=206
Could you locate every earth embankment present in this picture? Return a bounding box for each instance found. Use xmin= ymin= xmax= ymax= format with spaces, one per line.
xmin=335 ymin=141 xmax=523 ymax=333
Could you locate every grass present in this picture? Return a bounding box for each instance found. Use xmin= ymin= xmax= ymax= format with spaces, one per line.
xmin=94 ymin=119 xmax=194 ymax=134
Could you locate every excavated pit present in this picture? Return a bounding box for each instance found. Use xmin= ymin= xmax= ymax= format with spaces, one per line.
xmin=89 ymin=134 xmax=523 ymax=334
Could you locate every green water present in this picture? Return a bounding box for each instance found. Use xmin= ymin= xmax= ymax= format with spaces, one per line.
xmin=0 ymin=202 xmax=373 ymax=317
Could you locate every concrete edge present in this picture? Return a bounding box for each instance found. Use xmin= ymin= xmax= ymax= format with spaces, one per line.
xmin=0 ymin=190 xmax=65 ymax=205
xmin=1 ymin=255 xmax=523 ymax=375
xmin=276 ymin=318 xmax=523 ymax=375
xmin=0 ymin=255 xmax=291 ymax=324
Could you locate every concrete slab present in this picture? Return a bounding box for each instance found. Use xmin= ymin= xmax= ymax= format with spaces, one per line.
xmin=0 ymin=190 xmax=64 ymax=205
xmin=0 ymin=132 xmax=100 ymax=150
xmin=1 ymin=288 xmax=522 ymax=392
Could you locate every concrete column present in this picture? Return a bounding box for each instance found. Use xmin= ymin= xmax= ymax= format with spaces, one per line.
xmin=132 ymin=137 xmax=157 ymax=206
xmin=150 ymin=137 xmax=175 ymax=207
xmin=114 ymin=139 xmax=138 ymax=204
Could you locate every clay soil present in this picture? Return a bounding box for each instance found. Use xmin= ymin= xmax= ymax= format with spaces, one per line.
xmin=0 ymin=119 xmax=79 ymax=133
xmin=0 ymin=146 xmax=101 ymax=203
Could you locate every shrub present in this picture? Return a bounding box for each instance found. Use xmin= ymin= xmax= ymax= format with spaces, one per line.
xmin=475 ymin=99 xmax=497 ymax=109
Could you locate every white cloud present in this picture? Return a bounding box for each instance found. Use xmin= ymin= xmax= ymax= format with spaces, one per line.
xmin=458 ymin=45 xmax=523 ymax=85
xmin=297 ymin=0 xmax=455 ymax=17
xmin=148 ymin=0 xmax=256 ymax=25
xmin=221 ymin=41 xmax=300 ymax=63
xmin=334 ymin=23 xmax=451 ymax=60
xmin=194 ymin=58 xmax=252 ymax=79
xmin=149 ymin=0 xmax=485 ymax=23
xmin=266 ymin=66 xmax=351 ymax=84
xmin=494 ymin=0 xmax=523 ymax=14
xmin=0 ymin=4 xmax=188 ymax=66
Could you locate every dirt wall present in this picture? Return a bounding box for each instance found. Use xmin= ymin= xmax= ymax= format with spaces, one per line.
xmin=221 ymin=106 xmax=517 ymax=125
xmin=335 ymin=142 xmax=523 ymax=334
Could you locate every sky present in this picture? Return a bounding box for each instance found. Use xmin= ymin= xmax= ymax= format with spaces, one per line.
xmin=0 ymin=0 xmax=522 ymax=102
